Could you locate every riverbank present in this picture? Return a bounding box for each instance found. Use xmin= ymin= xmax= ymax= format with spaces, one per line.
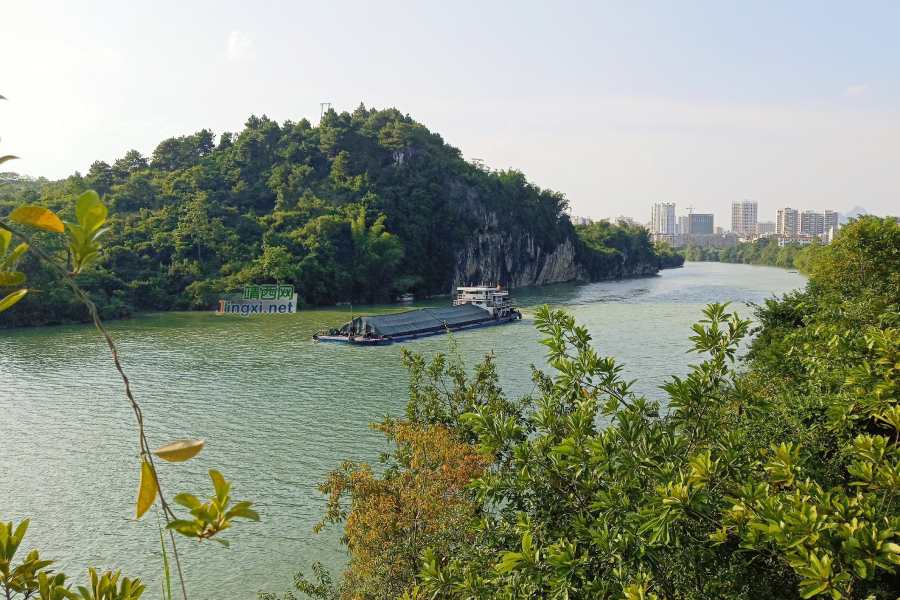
xmin=677 ymin=236 xmax=823 ymax=272
xmin=0 ymin=268 xmax=684 ymax=331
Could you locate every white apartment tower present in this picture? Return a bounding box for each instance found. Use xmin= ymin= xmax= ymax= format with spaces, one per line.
xmin=650 ymin=203 xmax=676 ymax=234
xmin=823 ymin=210 xmax=838 ymax=234
xmin=731 ymin=200 xmax=758 ymax=236
xmin=776 ymin=208 xmax=800 ymax=236
xmin=800 ymin=211 xmax=825 ymax=237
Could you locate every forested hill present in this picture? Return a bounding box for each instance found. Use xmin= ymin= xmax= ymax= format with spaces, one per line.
xmin=0 ymin=105 xmax=680 ymax=327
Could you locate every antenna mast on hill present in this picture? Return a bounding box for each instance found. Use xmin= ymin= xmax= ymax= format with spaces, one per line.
xmin=320 ymin=103 xmax=332 ymax=121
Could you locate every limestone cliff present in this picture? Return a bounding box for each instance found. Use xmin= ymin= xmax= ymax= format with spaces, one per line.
xmin=452 ymin=233 xmax=586 ymax=290
xmin=445 ymin=179 xmax=666 ymax=292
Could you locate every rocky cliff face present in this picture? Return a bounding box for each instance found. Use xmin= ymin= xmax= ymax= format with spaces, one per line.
xmin=452 ymin=233 xmax=586 ymax=290
xmin=446 ymin=179 xmax=584 ymax=291
xmin=446 ymin=179 xmax=661 ymax=292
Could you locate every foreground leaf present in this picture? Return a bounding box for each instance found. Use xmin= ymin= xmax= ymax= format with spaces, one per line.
xmin=0 ymin=271 xmax=26 ymax=287
xmin=165 ymin=519 xmax=201 ymax=537
xmin=153 ymin=440 xmax=205 ymax=462
xmin=172 ymin=493 xmax=202 ymax=509
xmin=0 ymin=243 xmax=28 ymax=271
xmin=75 ymin=190 xmax=101 ymax=224
xmin=135 ymin=460 xmax=158 ymax=519
xmin=0 ymin=289 xmax=27 ymax=312
xmin=8 ymin=206 xmax=65 ymax=233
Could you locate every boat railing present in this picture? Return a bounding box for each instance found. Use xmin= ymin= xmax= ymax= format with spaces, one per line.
xmin=454 ymin=298 xmax=516 ymax=309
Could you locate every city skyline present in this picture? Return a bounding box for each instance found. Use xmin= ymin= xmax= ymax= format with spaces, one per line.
xmin=578 ymin=200 xmax=864 ymax=234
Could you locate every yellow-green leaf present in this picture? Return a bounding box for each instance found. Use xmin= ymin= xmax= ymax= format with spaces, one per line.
xmin=0 ymin=229 xmax=10 ymax=255
xmin=0 ymin=243 xmax=28 ymax=271
xmin=76 ymin=190 xmax=101 ymax=223
xmin=799 ymin=582 xmax=829 ymax=599
xmin=0 ymin=155 xmax=19 ymax=166
xmin=153 ymin=440 xmax=205 ymax=463
xmin=8 ymin=206 xmax=64 ymax=233
xmin=135 ymin=460 xmax=158 ymax=520
xmin=82 ymin=204 xmax=108 ymax=234
xmin=0 ymin=272 xmax=25 ymax=286
xmin=210 ymin=470 xmax=226 ymax=495
xmin=66 ymin=222 xmax=86 ymax=248
xmin=0 ymin=289 xmax=27 ymax=312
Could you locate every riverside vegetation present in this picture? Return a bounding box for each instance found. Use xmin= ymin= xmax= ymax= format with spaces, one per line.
xmin=0 ymin=104 xmax=680 ymax=329
xmin=680 ymin=237 xmax=830 ymax=272
xmin=259 ymin=215 xmax=900 ymax=600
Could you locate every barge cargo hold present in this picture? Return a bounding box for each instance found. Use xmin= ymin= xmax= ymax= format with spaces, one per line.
xmin=313 ymin=286 xmax=521 ymax=345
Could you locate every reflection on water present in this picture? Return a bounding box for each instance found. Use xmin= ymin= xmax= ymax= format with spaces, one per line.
xmin=0 ymin=262 xmax=805 ymax=599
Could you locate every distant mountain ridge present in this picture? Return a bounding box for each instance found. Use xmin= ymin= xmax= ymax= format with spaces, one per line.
xmin=838 ymin=206 xmax=868 ymax=224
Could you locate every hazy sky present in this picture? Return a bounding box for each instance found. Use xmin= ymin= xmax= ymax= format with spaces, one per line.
xmin=2 ymin=1 xmax=899 ymax=224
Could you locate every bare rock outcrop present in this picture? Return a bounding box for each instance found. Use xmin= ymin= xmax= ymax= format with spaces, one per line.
xmin=446 ymin=179 xmax=587 ymax=291
xmin=452 ymin=233 xmax=585 ymax=290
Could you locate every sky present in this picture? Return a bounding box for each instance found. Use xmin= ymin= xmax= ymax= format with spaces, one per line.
xmin=2 ymin=0 xmax=899 ymax=225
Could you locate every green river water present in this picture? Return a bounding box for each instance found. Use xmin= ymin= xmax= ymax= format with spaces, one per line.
xmin=0 ymin=262 xmax=806 ymax=599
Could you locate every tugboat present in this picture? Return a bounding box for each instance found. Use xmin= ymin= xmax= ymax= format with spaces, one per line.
xmin=313 ymin=285 xmax=521 ymax=345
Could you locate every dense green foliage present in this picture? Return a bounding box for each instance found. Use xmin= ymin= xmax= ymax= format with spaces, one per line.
xmin=0 ymin=107 xmax=677 ymax=328
xmin=681 ymin=237 xmax=824 ymax=271
xmin=576 ymin=222 xmax=683 ymax=278
xmin=276 ymin=216 xmax=900 ymax=600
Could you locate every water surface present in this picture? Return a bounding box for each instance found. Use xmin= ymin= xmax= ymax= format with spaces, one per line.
xmin=0 ymin=262 xmax=805 ymax=599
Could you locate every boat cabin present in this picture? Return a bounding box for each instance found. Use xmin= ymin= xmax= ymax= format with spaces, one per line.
xmin=454 ymin=285 xmax=516 ymax=318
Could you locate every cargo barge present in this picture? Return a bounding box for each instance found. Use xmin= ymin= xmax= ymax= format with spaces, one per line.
xmin=312 ymin=286 xmax=521 ymax=345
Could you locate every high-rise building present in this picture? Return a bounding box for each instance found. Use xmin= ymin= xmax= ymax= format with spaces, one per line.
xmin=757 ymin=221 xmax=776 ymax=236
xmin=731 ymin=200 xmax=758 ymax=237
xmin=676 ymin=215 xmax=689 ymax=234
xmin=690 ymin=213 xmax=714 ymax=234
xmin=650 ymin=203 xmax=676 ymax=234
xmin=776 ymin=208 xmax=799 ymax=236
xmin=615 ymin=216 xmax=633 ymax=227
xmin=823 ymin=210 xmax=838 ymax=235
xmin=800 ymin=211 xmax=825 ymax=237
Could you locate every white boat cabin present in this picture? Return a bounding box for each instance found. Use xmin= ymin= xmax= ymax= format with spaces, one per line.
xmin=454 ymin=285 xmax=516 ymax=318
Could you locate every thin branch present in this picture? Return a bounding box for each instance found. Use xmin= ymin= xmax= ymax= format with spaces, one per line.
xmin=0 ymin=221 xmax=189 ymax=600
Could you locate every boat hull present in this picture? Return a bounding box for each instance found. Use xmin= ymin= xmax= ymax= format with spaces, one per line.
xmin=313 ymin=313 xmax=522 ymax=345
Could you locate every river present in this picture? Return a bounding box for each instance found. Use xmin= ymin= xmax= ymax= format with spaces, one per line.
xmin=0 ymin=262 xmax=805 ymax=599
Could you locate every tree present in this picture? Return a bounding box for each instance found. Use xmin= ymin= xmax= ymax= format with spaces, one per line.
xmin=301 ymin=422 xmax=489 ymax=600
xmin=173 ymin=193 xmax=226 ymax=264
xmin=255 ymin=244 xmax=298 ymax=283
xmin=261 ymin=340 xmax=527 ymax=600
xmin=811 ymin=216 xmax=900 ymax=303
xmin=111 ymin=150 xmax=148 ymax=181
